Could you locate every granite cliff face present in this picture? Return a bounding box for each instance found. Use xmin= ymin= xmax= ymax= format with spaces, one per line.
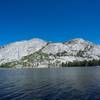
xmin=0 ymin=38 xmax=100 ymax=68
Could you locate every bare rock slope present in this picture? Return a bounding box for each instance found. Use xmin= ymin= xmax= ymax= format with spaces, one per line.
xmin=0 ymin=38 xmax=100 ymax=68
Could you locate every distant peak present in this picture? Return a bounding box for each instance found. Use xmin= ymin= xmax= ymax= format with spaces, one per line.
xmin=30 ymin=38 xmax=46 ymax=42
xmin=31 ymin=38 xmax=43 ymax=41
xmin=64 ymin=38 xmax=91 ymax=45
xmin=71 ymin=38 xmax=86 ymax=42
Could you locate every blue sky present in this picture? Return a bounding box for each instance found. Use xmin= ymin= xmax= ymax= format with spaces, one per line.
xmin=0 ymin=0 xmax=100 ymax=45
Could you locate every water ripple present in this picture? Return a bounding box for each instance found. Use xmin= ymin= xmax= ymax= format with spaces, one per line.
xmin=0 ymin=67 xmax=100 ymax=100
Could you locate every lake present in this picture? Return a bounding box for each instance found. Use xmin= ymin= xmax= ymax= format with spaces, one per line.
xmin=0 ymin=67 xmax=100 ymax=100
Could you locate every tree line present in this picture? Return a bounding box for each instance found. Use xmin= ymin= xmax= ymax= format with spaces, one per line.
xmin=61 ymin=59 xmax=100 ymax=67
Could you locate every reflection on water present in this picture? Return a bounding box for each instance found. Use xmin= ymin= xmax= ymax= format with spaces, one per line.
xmin=0 ymin=67 xmax=100 ymax=100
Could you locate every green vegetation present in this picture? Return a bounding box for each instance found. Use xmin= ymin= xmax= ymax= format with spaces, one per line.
xmin=0 ymin=51 xmax=54 ymax=68
xmin=61 ymin=59 xmax=100 ymax=67
xmin=22 ymin=51 xmax=51 ymax=62
xmin=77 ymin=50 xmax=85 ymax=57
xmin=0 ymin=61 xmax=18 ymax=68
xmin=1 ymin=50 xmax=100 ymax=68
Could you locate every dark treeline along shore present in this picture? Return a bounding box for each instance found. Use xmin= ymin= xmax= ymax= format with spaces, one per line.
xmin=0 ymin=59 xmax=100 ymax=68
xmin=62 ymin=59 xmax=100 ymax=67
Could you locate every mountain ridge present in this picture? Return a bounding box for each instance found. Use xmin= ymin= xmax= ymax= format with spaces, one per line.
xmin=0 ymin=38 xmax=100 ymax=68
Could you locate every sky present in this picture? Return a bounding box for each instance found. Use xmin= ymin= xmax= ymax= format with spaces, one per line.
xmin=0 ymin=0 xmax=100 ymax=45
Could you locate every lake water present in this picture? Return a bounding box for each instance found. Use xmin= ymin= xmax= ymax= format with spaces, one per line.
xmin=0 ymin=67 xmax=100 ymax=100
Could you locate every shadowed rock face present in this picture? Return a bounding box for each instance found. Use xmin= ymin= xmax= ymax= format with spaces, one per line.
xmin=0 ymin=46 xmax=4 ymax=49
xmin=0 ymin=38 xmax=100 ymax=68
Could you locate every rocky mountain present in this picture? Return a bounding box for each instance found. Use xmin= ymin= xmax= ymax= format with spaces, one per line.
xmin=0 ymin=38 xmax=47 ymax=64
xmin=0 ymin=38 xmax=100 ymax=68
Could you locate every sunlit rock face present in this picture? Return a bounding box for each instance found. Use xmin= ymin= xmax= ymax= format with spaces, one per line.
xmin=0 ymin=38 xmax=47 ymax=64
xmin=0 ymin=38 xmax=100 ymax=67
